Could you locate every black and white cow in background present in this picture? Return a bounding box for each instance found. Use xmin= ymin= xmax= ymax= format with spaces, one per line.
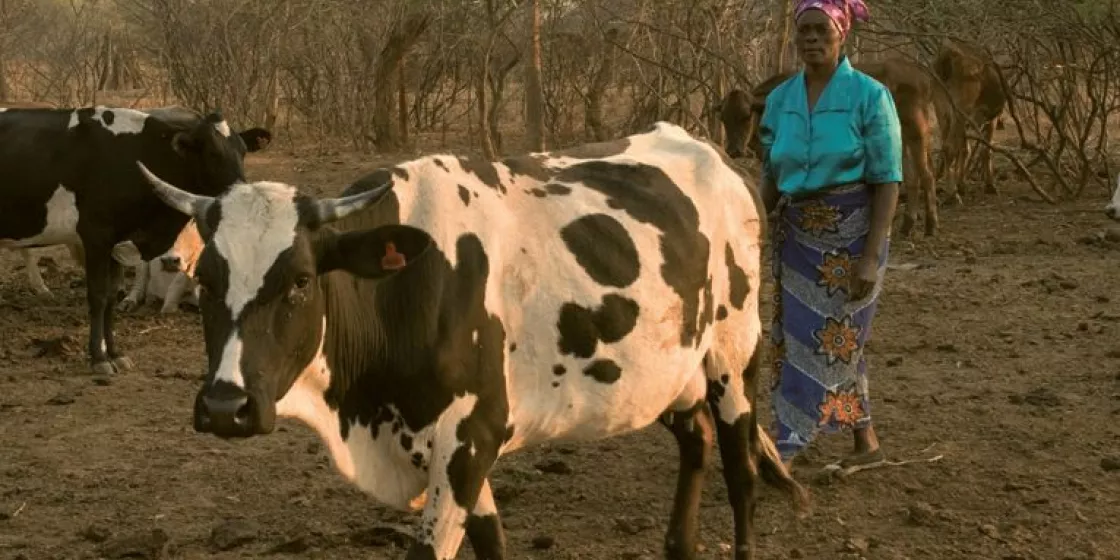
xmin=0 ymin=105 xmax=271 ymax=376
xmin=1106 ymin=173 xmax=1120 ymax=220
xmin=139 ymin=121 xmax=809 ymax=560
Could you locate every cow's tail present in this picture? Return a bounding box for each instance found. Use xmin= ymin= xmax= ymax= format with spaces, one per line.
xmin=731 ymin=338 xmax=811 ymax=517
xmin=754 ymin=422 xmax=811 ymax=517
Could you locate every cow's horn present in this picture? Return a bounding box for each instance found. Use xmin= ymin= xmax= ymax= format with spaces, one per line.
xmin=311 ymin=182 xmax=392 ymax=226
xmin=137 ymin=162 xmax=214 ymax=217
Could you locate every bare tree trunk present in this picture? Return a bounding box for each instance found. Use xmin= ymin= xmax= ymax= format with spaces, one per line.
xmin=524 ymin=0 xmax=545 ymax=152
xmin=584 ymin=28 xmax=617 ymax=142
xmin=774 ymin=1 xmax=794 ymax=74
xmin=397 ymin=63 xmax=409 ymax=147
xmin=477 ymin=59 xmax=497 ymax=159
xmin=0 ymin=46 xmax=8 ymax=100
xmin=373 ymin=14 xmax=430 ymax=151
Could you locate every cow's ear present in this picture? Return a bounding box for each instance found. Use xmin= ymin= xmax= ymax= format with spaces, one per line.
xmin=315 ymin=224 xmax=433 ymax=279
xmin=239 ymin=128 xmax=272 ymax=152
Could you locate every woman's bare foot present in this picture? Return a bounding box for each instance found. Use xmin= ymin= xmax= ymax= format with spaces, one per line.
xmin=839 ymin=424 xmax=884 ymax=467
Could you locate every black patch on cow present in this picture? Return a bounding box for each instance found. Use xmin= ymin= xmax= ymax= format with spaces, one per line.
xmin=465 ymin=514 xmax=504 ymax=559
xmin=434 ymin=158 xmax=450 ymax=173
xmin=509 ymin=342 xmax=517 ymax=352
xmin=725 ymin=243 xmax=749 ymax=310
xmin=555 ymin=161 xmax=710 ymax=346
xmin=391 ymin=167 xmax=409 ymax=181
xmin=551 ymin=381 xmax=560 ymax=388
xmin=698 ymin=276 xmax=715 ymax=341
xmin=716 ymin=305 xmax=728 ymax=321
xmin=458 ymin=155 xmax=505 ymax=194
xmin=545 ymin=183 xmax=571 ymax=195
xmin=502 ymin=155 xmax=552 ymax=182
xmin=556 ymin=294 xmax=639 ymax=359
xmin=552 ymin=364 xmax=566 ymax=376
xmin=411 ymin=452 xmax=424 ymax=468
xmin=400 ymin=433 xmax=413 ymax=451
xmin=458 ymin=184 xmax=471 ymax=206
xmin=559 ymin=214 xmax=640 ymax=288
xmin=583 ymin=359 xmax=622 ymax=384
xmin=102 ymin=110 xmax=115 ymax=126
xmin=527 ymin=188 xmax=547 ymax=197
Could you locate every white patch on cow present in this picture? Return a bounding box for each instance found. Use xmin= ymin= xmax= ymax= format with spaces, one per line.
xmin=1107 ymin=173 xmax=1120 ymax=221
xmin=472 ymin=479 xmax=498 ymax=517
xmin=416 ymin=393 xmax=479 ymax=560
xmin=3 ymin=186 xmax=80 ymax=248
xmin=213 ymin=334 xmax=247 ymax=388
xmin=65 ymin=106 xmax=147 ymax=135
xmin=211 ymin=182 xmax=299 ymax=318
xmin=0 ymin=108 xmax=7 ymax=112
xmin=214 ymin=120 xmax=231 ymax=137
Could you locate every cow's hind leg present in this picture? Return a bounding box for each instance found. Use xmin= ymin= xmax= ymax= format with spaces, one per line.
xmin=658 ymin=376 xmax=715 ymax=560
xmin=706 ymin=344 xmax=809 ymax=560
xmin=464 ymin=478 xmax=506 ymax=560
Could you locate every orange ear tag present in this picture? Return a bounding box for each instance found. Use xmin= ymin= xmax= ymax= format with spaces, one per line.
xmin=381 ymin=241 xmax=407 ymax=270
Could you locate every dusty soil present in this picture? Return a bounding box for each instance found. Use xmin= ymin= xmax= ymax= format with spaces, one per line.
xmin=1 ymin=147 xmax=1119 ymax=560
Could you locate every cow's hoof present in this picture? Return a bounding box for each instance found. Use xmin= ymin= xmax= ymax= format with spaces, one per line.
xmin=91 ymin=361 xmax=117 ymax=376
xmin=117 ymin=298 xmax=140 ymax=313
xmin=112 ymin=356 xmax=135 ymax=372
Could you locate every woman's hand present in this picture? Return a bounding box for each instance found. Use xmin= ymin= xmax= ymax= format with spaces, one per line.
xmin=848 ymin=253 xmax=879 ymax=302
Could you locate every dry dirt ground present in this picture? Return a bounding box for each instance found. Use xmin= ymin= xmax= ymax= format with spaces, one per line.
xmin=1 ymin=146 xmax=1120 ymax=560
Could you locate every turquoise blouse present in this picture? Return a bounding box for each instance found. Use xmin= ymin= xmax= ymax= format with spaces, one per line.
xmin=758 ymin=56 xmax=904 ymax=195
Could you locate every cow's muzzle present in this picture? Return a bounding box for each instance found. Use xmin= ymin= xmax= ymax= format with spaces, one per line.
xmin=160 ymin=255 xmax=182 ymax=273
xmin=193 ymin=381 xmax=258 ymax=438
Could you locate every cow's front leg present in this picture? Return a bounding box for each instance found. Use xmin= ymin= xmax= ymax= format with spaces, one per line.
xmin=81 ymin=236 xmax=133 ymax=376
xmin=21 ymin=249 xmax=52 ymax=296
xmin=407 ymin=399 xmax=502 ymax=560
xmin=464 ymin=478 xmax=505 ymax=560
xmin=160 ymin=272 xmax=191 ymax=314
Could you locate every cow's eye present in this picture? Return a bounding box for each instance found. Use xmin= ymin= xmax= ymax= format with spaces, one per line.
xmin=295 ymin=275 xmax=311 ymax=290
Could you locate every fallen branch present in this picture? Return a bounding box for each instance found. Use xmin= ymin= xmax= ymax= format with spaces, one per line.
xmin=965 ymin=133 xmax=1057 ymax=204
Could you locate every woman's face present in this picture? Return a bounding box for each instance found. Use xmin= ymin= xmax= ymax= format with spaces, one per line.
xmin=795 ymin=9 xmax=843 ymax=66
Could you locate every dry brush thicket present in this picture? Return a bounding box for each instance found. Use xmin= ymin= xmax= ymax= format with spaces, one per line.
xmin=1 ymin=0 xmax=1118 ymax=199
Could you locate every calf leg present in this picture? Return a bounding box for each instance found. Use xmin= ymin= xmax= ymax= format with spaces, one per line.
xmin=658 ymin=397 xmax=715 ymax=560
xmin=707 ymin=345 xmax=809 ymax=560
xmin=160 ymin=272 xmax=191 ymax=314
xmin=119 ymin=262 xmax=150 ymax=313
xmin=464 ymin=479 xmax=506 ymax=560
xmin=912 ymin=113 xmax=939 ymax=237
xmin=898 ymin=144 xmax=921 ymax=239
xmin=21 ymin=249 xmax=51 ymax=296
xmin=980 ymin=121 xmax=998 ymax=194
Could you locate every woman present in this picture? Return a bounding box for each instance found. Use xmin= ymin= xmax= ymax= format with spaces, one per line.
xmin=758 ymin=0 xmax=902 ymax=470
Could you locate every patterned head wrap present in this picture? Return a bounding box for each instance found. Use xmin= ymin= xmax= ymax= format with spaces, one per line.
xmin=794 ymin=0 xmax=870 ymax=39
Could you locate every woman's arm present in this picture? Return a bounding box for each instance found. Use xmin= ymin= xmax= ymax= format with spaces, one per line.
xmin=861 ymin=86 xmax=904 ymax=262
xmin=849 ymin=85 xmax=904 ymax=300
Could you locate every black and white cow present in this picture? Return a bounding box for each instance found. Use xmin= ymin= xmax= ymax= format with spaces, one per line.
xmin=1106 ymin=173 xmax=1120 ymax=220
xmin=138 ymin=122 xmax=809 ymax=560
xmin=0 ymin=105 xmax=271 ymax=376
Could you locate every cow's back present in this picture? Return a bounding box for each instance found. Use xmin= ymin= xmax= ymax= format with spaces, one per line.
xmin=398 ymin=124 xmax=764 ymax=448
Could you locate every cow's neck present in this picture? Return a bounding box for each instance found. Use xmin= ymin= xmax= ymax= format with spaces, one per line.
xmin=317 ymin=254 xmax=447 ymax=424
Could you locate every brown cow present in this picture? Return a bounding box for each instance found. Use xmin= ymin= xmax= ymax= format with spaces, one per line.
xmin=720 ymin=57 xmax=941 ymax=237
xmin=932 ymin=38 xmax=1008 ymax=202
